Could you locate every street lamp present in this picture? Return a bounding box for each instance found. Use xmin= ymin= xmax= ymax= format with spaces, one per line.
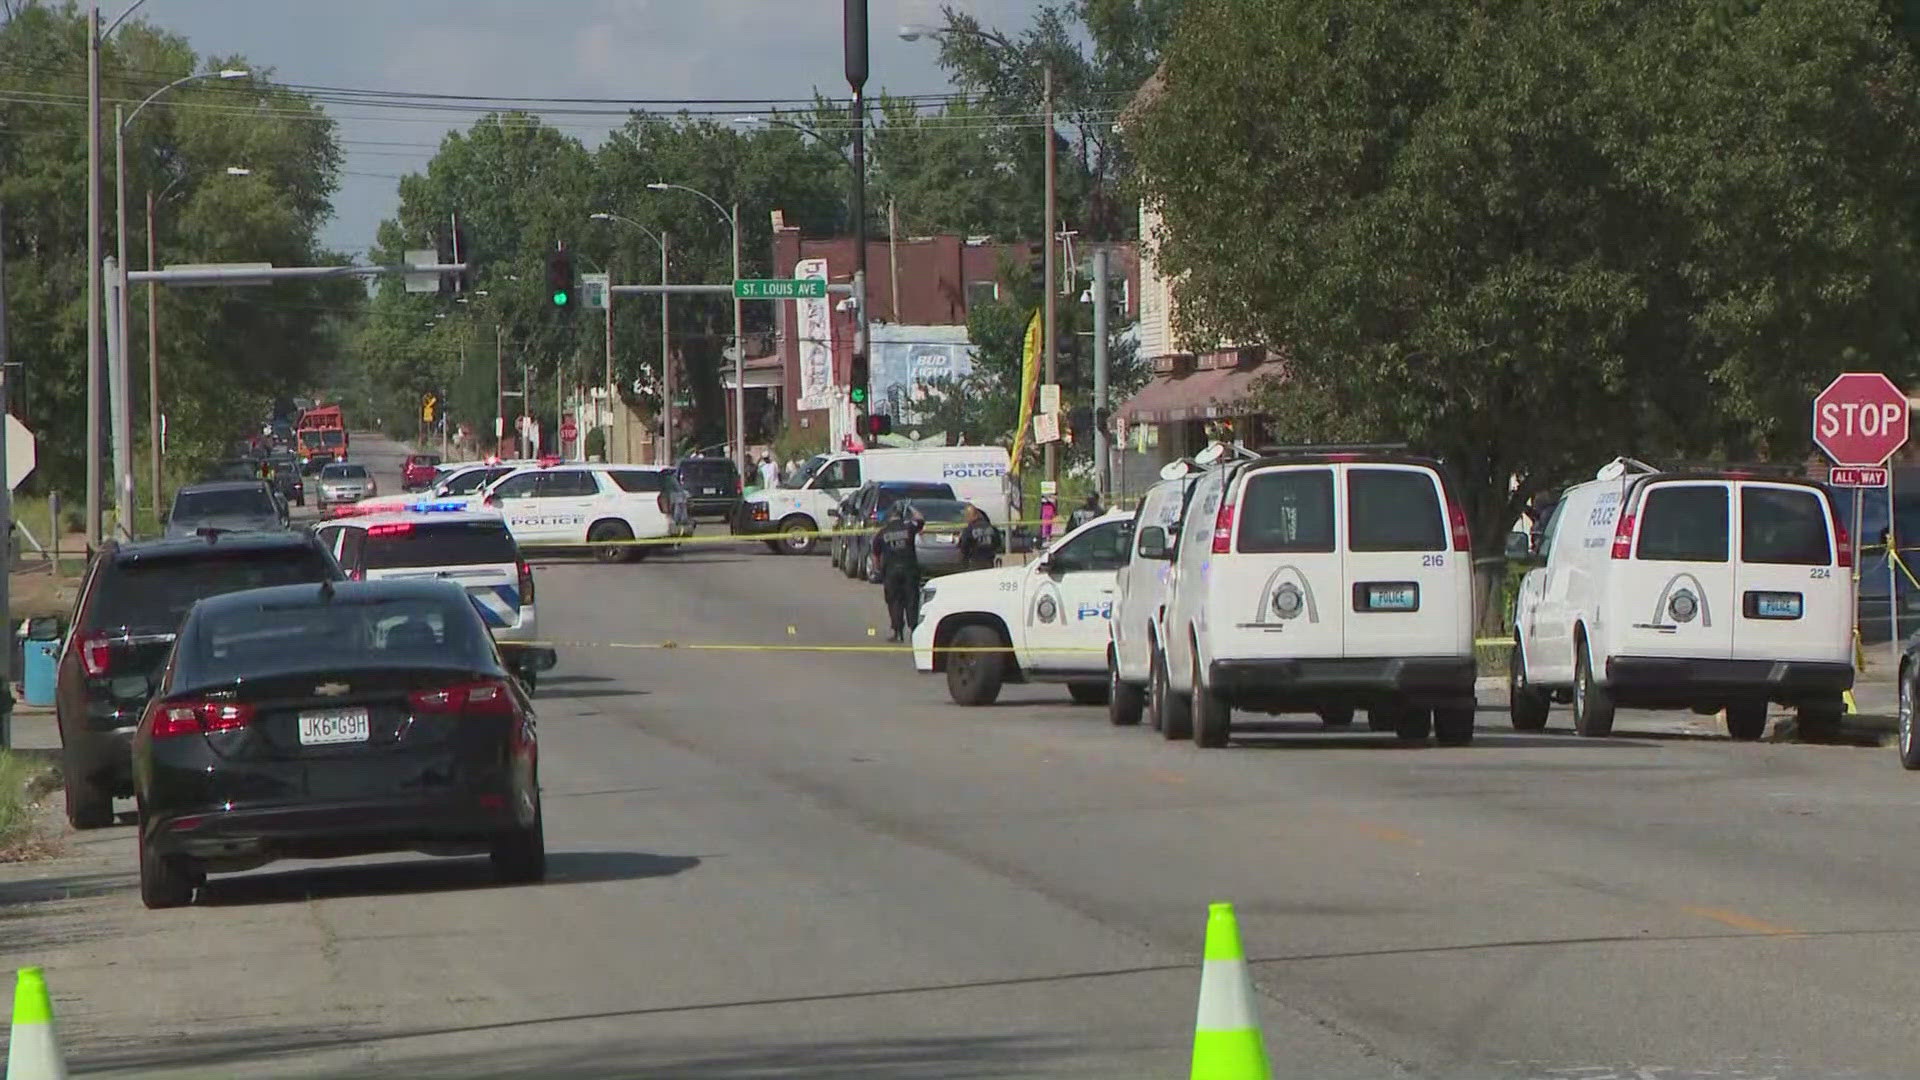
xmin=113 ymin=66 xmax=247 ymax=537
xmin=900 ymin=22 xmax=1058 ymax=489
xmin=143 ymin=162 xmax=248 ymax=517
xmin=645 ymin=182 xmax=746 ymax=474
xmin=589 ymin=212 xmax=673 ymax=464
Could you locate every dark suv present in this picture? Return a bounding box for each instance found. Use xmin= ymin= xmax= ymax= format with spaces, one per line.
xmin=55 ymin=532 xmax=344 ymax=827
xmin=833 ymin=480 xmax=958 ymax=582
xmin=676 ymin=456 xmax=742 ymax=519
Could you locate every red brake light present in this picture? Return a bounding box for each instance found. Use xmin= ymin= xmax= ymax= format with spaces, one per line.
xmin=517 ymin=560 xmax=534 ymax=604
xmin=1610 ymin=512 xmax=1637 ymax=560
xmin=81 ymin=634 xmax=112 ymax=677
xmin=1831 ymin=503 xmax=1852 ymax=568
xmin=151 ymin=699 xmax=256 ymax=739
xmin=367 ymin=522 xmax=414 ymax=537
xmin=1211 ymin=500 xmax=1236 ymax=554
xmin=1445 ymin=491 xmax=1471 ymax=553
xmin=409 ymin=679 xmax=515 ymax=716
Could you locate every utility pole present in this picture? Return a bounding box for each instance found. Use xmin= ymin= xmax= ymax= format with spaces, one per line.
xmin=495 ymin=324 xmax=505 ymax=455
xmin=603 ymin=259 xmax=615 ymax=462
xmin=846 ymin=0 xmax=870 ymax=442
xmin=660 ymin=231 xmax=671 ymax=465
xmin=887 ymin=198 xmax=901 ymax=322
xmin=1092 ymin=246 xmax=1110 ymax=498
xmin=86 ymin=2 xmax=103 ymax=549
xmin=1042 ymin=61 xmax=1058 ymax=490
xmin=105 ymin=255 xmax=130 ymax=539
xmin=730 ymin=201 xmax=745 ymax=473
xmin=0 ymin=199 xmax=13 ymax=748
xmin=145 ymin=189 xmax=160 ymax=516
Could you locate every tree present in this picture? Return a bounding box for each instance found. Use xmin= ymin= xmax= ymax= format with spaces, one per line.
xmin=1131 ymin=0 xmax=1920 ymax=626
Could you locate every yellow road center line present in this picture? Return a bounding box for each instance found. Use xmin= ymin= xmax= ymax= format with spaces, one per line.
xmin=1679 ymin=905 xmax=1797 ymax=936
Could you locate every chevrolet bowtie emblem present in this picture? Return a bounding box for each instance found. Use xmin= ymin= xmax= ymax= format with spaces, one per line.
xmin=314 ymin=682 xmax=350 ymax=697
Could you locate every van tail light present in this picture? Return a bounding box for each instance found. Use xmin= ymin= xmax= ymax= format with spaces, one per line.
xmin=517 ymin=560 xmax=535 ymax=604
xmin=1831 ymin=503 xmax=1852 ymax=568
xmin=1211 ymin=501 xmax=1236 ymax=554
xmin=409 ymin=679 xmax=516 ymax=716
xmin=151 ymin=700 xmax=256 ymax=739
xmin=1610 ymin=512 xmax=1638 ymax=560
xmin=80 ymin=634 xmax=112 ymax=677
xmin=657 ymin=493 xmax=670 ymax=514
xmin=347 ymin=567 xmax=365 ymax=582
xmin=1444 ymin=489 xmax=1471 ymax=552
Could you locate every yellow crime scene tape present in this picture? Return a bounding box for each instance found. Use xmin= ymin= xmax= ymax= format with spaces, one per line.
xmin=562 ymin=515 xmax=1060 ymax=548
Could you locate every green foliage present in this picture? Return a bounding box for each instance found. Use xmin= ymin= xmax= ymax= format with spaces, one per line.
xmin=772 ymin=422 xmax=828 ymax=465
xmin=1131 ymin=0 xmax=1920 ymax=552
xmin=0 ymin=7 xmax=354 ymax=490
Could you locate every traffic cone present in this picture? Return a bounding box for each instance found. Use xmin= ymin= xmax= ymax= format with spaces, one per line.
xmin=6 ymin=967 xmax=68 ymax=1080
xmin=1190 ymin=902 xmax=1269 ymax=1080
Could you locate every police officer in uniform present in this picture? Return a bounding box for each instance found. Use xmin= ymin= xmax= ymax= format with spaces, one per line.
xmin=957 ymin=504 xmax=998 ymax=571
xmin=876 ymin=502 xmax=925 ymax=641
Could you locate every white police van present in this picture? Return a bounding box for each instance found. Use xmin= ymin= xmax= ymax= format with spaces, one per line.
xmin=475 ymin=463 xmax=693 ymax=563
xmin=314 ymin=507 xmax=557 ymax=691
xmin=1155 ymin=448 xmax=1478 ymax=747
xmin=1510 ymin=459 xmax=1853 ymax=740
xmin=1107 ymin=453 xmax=1220 ymax=727
xmin=740 ymin=446 xmax=1011 ymax=555
xmin=913 ymin=510 xmax=1135 ymax=706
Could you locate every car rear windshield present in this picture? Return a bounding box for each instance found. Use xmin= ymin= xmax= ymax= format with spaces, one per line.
xmin=608 ymin=469 xmax=678 ymax=493
xmin=87 ymin=547 xmax=338 ymax=634
xmin=1236 ymin=468 xmax=1335 ymax=553
xmin=364 ymin=522 xmax=519 ymax=570
xmin=908 ymin=500 xmax=971 ymax=523
xmin=1347 ymin=468 xmax=1446 ymax=552
xmin=1636 ymin=484 xmax=1729 ymax=562
xmin=1741 ymin=486 xmax=1832 ymax=565
xmin=878 ymin=484 xmax=955 ymax=511
xmin=173 ymin=488 xmax=275 ymax=519
xmin=679 ymin=459 xmax=737 ymax=481
xmin=173 ymin=592 xmax=496 ymax=688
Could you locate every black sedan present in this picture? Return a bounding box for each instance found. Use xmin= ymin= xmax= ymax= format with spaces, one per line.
xmin=132 ymin=579 xmax=544 ymax=908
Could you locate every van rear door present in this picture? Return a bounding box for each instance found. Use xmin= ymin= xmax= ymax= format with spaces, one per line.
xmin=1339 ymin=464 xmax=1463 ymax=658
xmin=1732 ymin=482 xmax=1848 ymax=662
xmin=1211 ymin=464 xmax=1344 ymax=659
xmin=1618 ymin=480 xmax=1735 ymax=659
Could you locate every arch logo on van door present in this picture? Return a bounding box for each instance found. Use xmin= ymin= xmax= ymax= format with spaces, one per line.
xmin=1638 ymin=572 xmax=1715 ymax=632
xmin=1241 ymin=565 xmax=1321 ymax=629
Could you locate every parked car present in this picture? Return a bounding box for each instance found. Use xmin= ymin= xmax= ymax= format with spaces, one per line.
xmin=165 ymin=480 xmax=287 ymax=538
xmin=131 ymin=578 xmax=544 ymax=907
xmin=676 ymin=456 xmax=743 ymax=519
xmin=54 ymin=531 xmax=344 ymax=827
xmin=402 ymin=453 xmax=443 ymax=492
xmin=833 ymin=481 xmax=959 ymax=581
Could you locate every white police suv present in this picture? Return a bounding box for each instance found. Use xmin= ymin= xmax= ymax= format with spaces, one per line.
xmin=475 ymin=463 xmax=694 ymax=562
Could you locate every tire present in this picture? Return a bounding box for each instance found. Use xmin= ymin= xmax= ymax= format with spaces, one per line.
xmin=1900 ymin=667 xmax=1920 ymax=769
xmin=517 ymin=668 xmax=538 ymax=697
xmin=946 ymin=625 xmax=1006 ymax=706
xmin=1795 ymin=701 xmax=1843 ymax=744
xmin=1108 ymin=651 xmax=1145 ymax=726
xmin=1154 ymin=649 xmax=1191 ymax=740
xmin=62 ymin=749 xmax=114 ymax=830
xmin=1572 ymin=644 xmax=1615 ymax=737
xmin=1725 ymin=701 xmax=1768 ymax=742
xmin=490 ymin=801 xmax=547 ymax=885
xmin=1191 ymin=652 xmax=1231 ymax=748
xmin=139 ymin=834 xmax=195 ymax=909
xmin=865 ymin=550 xmax=883 ymax=585
xmin=1433 ymin=706 xmax=1475 ymax=746
xmin=779 ymin=516 xmax=817 ymax=555
xmin=1394 ymin=708 xmax=1433 ymax=742
xmin=1067 ymin=681 xmax=1109 ymax=706
xmin=1318 ymin=707 xmax=1355 ymax=727
xmin=589 ymin=521 xmax=634 ymax=564
xmin=1508 ymin=643 xmax=1551 ymax=731
xmin=1366 ymin=708 xmax=1395 ymax=732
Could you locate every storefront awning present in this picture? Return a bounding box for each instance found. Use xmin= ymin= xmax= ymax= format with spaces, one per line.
xmin=1116 ymin=363 xmax=1270 ymax=425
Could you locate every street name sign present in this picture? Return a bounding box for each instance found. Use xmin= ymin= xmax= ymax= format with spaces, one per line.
xmin=733 ymin=278 xmax=827 ymax=300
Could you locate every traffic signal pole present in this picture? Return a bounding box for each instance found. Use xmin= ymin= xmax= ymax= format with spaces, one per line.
xmin=846 ymin=0 xmax=871 ymax=441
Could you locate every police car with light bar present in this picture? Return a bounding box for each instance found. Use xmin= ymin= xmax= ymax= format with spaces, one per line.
xmin=473 ymin=463 xmax=693 ymax=563
xmin=312 ymin=504 xmax=557 ymax=692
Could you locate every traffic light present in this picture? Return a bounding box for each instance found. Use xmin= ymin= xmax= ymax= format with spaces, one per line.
xmin=865 ymin=413 xmax=892 ymax=438
xmin=849 ymin=351 xmax=870 ymax=408
xmin=546 ymin=247 xmax=575 ymax=311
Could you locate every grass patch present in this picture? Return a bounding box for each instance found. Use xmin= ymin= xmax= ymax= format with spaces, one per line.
xmin=0 ymin=749 xmax=59 ymax=862
xmin=1475 ymin=639 xmax=1513 ymax=678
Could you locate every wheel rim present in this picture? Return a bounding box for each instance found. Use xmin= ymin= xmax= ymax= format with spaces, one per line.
xmin=1574 ymin=659 xmax=1586 ymax=718
xmin=785 ymin=525 xmax=808 ymax=550
xmin=1902 ymin=677 xmax=1913 ymax=755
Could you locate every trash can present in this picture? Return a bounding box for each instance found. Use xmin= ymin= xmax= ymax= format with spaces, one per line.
xmin=23 ymin=635 xmax=59 ymax=708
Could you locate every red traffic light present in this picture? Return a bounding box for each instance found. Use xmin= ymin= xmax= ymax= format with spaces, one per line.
xmin=864 ymin=414 xmax=893 ymax=437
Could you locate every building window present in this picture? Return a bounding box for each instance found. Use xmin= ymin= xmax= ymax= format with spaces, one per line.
xmin=966 ymin=280 xmax=999 ymax=310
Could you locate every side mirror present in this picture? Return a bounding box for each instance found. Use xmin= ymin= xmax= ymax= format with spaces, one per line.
xmin=1137 ymin=526 xmax=1171 ymax=560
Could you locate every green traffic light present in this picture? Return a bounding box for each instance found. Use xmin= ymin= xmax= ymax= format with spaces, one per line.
xmin=552 ymin=290 xmax=569 ymax=306
xmin=850 ymin=386 xmax=867 ymax=404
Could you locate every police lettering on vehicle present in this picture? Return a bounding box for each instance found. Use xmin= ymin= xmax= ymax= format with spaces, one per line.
xmin=1076 ymin=600 xmax=1114 ymax=621
xmin=942 ymin=463 xmax=1008 ymax=480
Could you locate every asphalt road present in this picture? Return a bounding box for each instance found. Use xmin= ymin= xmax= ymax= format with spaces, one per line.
xmin=4 ymin=432 xmax=1918 ymax=1078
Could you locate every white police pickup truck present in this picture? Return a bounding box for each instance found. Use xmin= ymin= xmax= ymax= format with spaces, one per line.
xmin=912 ymin=511 xmax=1135 ymax=706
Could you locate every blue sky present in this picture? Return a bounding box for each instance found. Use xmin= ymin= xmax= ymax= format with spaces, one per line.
xmin=134 ymin=1 xmax=1039 ymax=255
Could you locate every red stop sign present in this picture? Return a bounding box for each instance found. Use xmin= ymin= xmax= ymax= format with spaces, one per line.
xmin=1813 ymin=372 xmax=1909 ymax=467
xmin=560 ymin=417 xmax=578 ymax=441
